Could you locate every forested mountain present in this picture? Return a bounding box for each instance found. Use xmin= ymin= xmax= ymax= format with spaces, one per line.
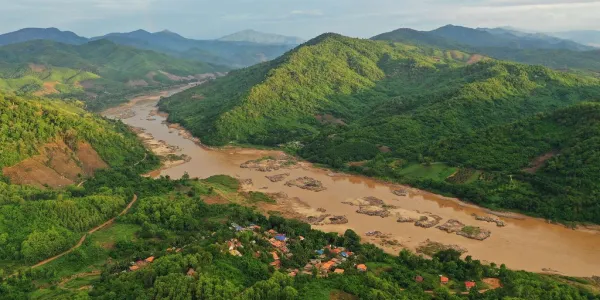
xmin=0 ymin=39 xmax=223 ymax=111
xmin=160 ymin=33 xmax=600 ymax=223
xmin=0 ymin=28 xmax=88 ymax=46
xmin=432 ymin=25 xmax=593 ymax=51
xmin=373 ymin=26 xmax=600 ymax=74
xmin=92 ymin=29 xmax=297 ymax=68
xmin=218 ymin=29 xmax=306 ymax=45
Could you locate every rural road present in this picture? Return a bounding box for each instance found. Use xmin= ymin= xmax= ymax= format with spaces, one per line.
xmin=28 ymin=194 xmax=138 ymax=270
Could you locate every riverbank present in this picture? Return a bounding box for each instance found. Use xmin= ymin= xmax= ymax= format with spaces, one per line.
xmin=102 ymin=88 xmax=600 ymax=277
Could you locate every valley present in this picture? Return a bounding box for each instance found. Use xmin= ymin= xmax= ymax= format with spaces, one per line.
xmin=104 ymin=87 xmax=600 ymax=277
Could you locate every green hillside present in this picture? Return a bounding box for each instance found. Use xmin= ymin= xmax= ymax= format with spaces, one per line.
xmin=0 ymin=40 xmax=226 ymax=111
xmin=159 ymin=34 xmax=476 ymax=145
xmin=0 ymin=91 xmax=156 ymax=170
xmin=372 ymin=28 xmax=600 ymax=75
xmin=159 ymin=34 xmax=600 ymax=223
xmin=0 ymin=90 xmax=158 ymax=266
xmin=423 ymin=103 xmax=600 ymax=222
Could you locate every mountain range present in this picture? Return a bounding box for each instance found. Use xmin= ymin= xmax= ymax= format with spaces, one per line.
xmin=217 ymin=29 xmax=305 ymax=45
xmin=372 ymin=25 xmax=600 ymax=75
xmin=0 ymin=28 xmax=301 ymax=68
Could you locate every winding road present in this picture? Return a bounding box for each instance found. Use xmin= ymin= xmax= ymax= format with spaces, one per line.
xmin=28 ymin=194 xmax=138 ymax=270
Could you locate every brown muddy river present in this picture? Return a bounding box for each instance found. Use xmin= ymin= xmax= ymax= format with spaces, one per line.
xmin=104 ymin=87 xmax=600 ymax=277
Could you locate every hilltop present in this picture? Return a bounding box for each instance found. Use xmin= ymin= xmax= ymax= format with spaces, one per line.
xmin=218 ymin=29 xmax=305 ymax=45
xmin=159 ymin=33 xmax=600 ymax=223
xmin=0 ymin=39 xmax=223 ymax=111
xmin=0 ymin=27 xmax=88 ymax=46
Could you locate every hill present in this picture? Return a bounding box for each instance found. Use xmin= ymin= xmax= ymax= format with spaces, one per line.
xmin=372 ymin=26 xmax=600 ymax=75
xmin=432 ymin=25 xmax=593 ymax=51
xmin=93 ymin=30 xmax=297 ymax=68
xmin=0 ymin=27 xmax=87 ymax=46
xmin=0 ymin=40 xmax=223 ymax=111
xmin=218 ymin=29 xmax=305 ymax=45
xmin=0 ymin=91 xmax=156 ymax=184
xmin=159 ymin=33 xmax=600 ymax=223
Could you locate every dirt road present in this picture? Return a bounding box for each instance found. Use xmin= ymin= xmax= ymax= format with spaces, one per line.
xmin=28 ymin=194 xmax=138 ymax=270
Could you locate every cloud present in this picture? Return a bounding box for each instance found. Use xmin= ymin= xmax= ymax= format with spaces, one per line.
xmin=290 ymin=9 xmax=324 ymax=16
xmin=0 ymin=0 xmax=598 ymax=39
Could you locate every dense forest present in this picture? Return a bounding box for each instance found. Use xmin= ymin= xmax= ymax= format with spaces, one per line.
xmin=159 ymin=33 xmax=600 ymax=224
xmin=1 ymin=169 xmax=597 ymax=299
xmin=0 ymin=40 xmax=226 ymax=111
xmin=0 ymin=91 xmax=155 ymax=169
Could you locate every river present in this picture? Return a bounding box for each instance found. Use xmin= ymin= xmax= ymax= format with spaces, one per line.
xmin=103 ymin=87 xmax=600 ymax=277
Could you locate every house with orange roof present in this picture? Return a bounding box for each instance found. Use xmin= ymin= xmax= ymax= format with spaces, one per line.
xmin=357 ymin=264 xmax=367 ymax=272
xmin=465 ymin=281 xmax=476 ymax=290
xmin=334 ymin=268 xmax=345 ymax=274
xmin=440 ymin=276 xmax=449 ymax=284
xmin=321 ymin=261 xmax=336 ymax=271
xmin=129 ymin=265 xmax=139 ymax=271
xmin=271 ymin=251 xmax=280 ymax=260
xmin=186 ymin=268 xmax=196 ymax=277
xmin=270 ymin=260 xmax=281 ymax=269
xmin=145 ymin=256 xmax=155 ymax=263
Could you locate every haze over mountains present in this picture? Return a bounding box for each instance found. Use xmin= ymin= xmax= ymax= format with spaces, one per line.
xmin=0 ymin=27 xmax=301 ymax=68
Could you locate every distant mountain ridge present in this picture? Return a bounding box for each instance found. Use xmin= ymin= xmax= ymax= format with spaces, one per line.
xmin=218 ymin=29 xmax=305 ymax=45
xmin=0 ymin=27 xmax=299 ymax=68
xmin=372 ymin=25 xmax=600 ymax=74
xmin=0 ymin=27 xmax=88 ymax=46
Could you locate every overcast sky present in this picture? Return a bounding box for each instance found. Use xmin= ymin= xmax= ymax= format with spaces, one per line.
xmin=2 ymin=0 xmax=600 ymax=39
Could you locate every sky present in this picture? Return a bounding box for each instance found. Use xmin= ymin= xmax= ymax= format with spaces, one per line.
xmin=1 ymin=0 xmax=600 ymax=39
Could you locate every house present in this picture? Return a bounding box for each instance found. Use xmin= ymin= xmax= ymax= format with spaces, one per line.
xmin=145 ymin=256 xmax=155 ymax=263
xmin=288 ymin=271 xmax=297 ymax=277
xmin=268 ymin=229 xmax=277 ymax=235
xmin=271 ymin=251 xmax=280 ymax=260
xmin=357 ymin=264 xmax=367 ymax=272
xmin=299 ymin=236 xmax=305 ymax=241
xmin=440 ymin=276 xmax=449 ymax=285
xmin=331 ymin=248 xmax=342 ymax=255
xmin=269 ymin=238 xmax=284 ymax=249
xmin=186 ymin=268 xmax=196 ymax=276
xmin=229 ymin=249 xmax=242 ymax=257
xmin=254 ymin=251 xmax=261 ymax=258
xmin=316 ymin=249 xmax=325 ymax=255
xmin=465 ymin=281 xmax=476 ymax=290
xmin=334 ymin=269 xmax=345 ymax=274
xmin=129 ymin=265 xmax=139 ymax=271
xmin=304 ymin=263 xmax=314 ymax=272
xmin=275 ymin=234 xmax=286 ymax=242
xmin=321 ymin=261 xmax=336 ymax=271
xmin=415 ymin=275 xmax=424 ymax=283
xmin=270 ymin=260 xmax=281 ymax=269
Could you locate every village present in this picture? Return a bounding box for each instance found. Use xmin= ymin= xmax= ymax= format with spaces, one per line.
xmin=124 ymin=222 xmax=490 ymax=293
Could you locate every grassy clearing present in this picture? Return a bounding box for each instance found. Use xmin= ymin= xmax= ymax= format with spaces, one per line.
xmin=396 ymin=163 xmax=457 ymax=181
